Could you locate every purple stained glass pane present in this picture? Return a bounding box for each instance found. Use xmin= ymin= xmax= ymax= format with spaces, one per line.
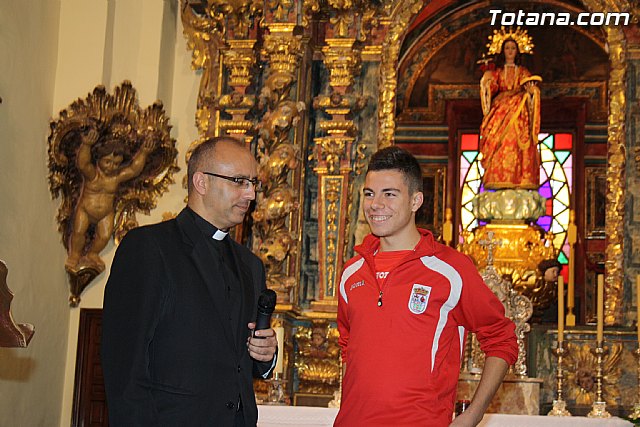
xmin=539 ymin=182 xmax=552 ymax=199
xmin=536 ymin=215 xmax=552 ymax=231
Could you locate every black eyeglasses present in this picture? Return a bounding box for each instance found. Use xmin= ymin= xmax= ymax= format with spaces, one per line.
xmin=202 ymin=172 xmax=263 ymax=192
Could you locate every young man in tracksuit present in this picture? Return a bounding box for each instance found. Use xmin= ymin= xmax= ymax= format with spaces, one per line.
xmin=335 ymin=147 xmax=518 ymax=426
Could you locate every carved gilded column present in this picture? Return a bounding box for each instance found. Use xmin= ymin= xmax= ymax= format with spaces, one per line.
xmin=251 ymin=10 xmax=307 ymax=308
xmin=310 ymin=2 xmax=377 ymax=312
xmin=580 ymin=0 xmax=631 ymax=325
xmin=181 ymin=1 xmax=226 ymax=138
xmin=182 ymin=1 xmax=264 ymax=141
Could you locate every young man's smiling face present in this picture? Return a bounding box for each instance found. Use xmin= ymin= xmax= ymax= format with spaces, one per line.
xmin=362 ymin=169 xmax=423 ymax=242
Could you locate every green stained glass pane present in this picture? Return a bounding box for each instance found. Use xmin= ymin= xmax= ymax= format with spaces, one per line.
xmin=558 ymin=251 xmax=568 ymax=264
xmin=542 ymin=135 xmax=554 ymax=149
xmin=463 ymin=151 xmax=478 ymax=164
xmin=555 ymin=151 xmax=570 ymax=164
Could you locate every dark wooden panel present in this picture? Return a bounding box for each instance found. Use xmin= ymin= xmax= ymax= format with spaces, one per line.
xmin=72 ymin=308 xmax=108 ymax=427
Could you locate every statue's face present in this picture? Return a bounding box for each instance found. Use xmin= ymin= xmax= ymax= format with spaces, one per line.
xmin=544 ymin=266 xmax=560 ymax=282
xmin=503 ymin=41 xmax=518 ymax=63
xmin=99 ymin=153 xmax=124 ymax=176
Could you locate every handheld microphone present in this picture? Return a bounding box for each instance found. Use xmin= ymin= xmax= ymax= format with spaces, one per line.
xmin=254 ymin=289 xmax=277 ymax=338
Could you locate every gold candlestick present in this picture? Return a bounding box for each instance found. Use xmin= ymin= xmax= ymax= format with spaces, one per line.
xmin=548 ymin=340 xmax=572 ymax=416
xmin=587 ymin=342 xmax=611 ymax=418
xmin=265 ymin=372 xmax=289 ymax=405
xmin=629 ymin=348 xmax=640 ymax=420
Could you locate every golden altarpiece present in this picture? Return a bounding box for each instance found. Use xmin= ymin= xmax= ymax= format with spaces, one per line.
xmin=175 ymin=1 xmax=640 ymax=416
xmin=175 ymin=0 xmax=640 ymax=415
xmin=47 ymin=0 xmax=640 ymax=419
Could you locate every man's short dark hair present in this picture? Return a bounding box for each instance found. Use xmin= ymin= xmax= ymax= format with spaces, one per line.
xmin=186 ymin=136 xmax=243 ymax=193
xmin=366 ymin=146 xmax=423 ymax=194
xmin=538 ymin=258 xmax=562 ymax=274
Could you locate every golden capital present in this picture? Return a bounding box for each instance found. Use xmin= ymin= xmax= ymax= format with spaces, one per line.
xmin=322 ymin=39 xmax=362 ymax=88
xmin=313 ymin=136 xmax=354 ymax=175
xmin=262 ymin=32 xmax=303 ymax=75
xmin=222 ymin=41 xmax=258 ymax=87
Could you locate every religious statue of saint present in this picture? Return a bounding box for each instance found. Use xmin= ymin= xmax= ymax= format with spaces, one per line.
xmin=479 ymin=30 xmax=542 ymax=190
xmin=65 ymin=127 xmax=155 ymax=272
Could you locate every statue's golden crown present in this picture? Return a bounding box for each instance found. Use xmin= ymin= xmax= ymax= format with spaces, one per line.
xmin=486 ymin=26 xmax=534 ymax=56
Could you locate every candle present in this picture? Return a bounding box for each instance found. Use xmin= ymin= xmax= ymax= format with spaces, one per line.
xmin=274 ymin=326 xmax=285 ymax=374
xmin=557 ymin=275 xmax=564 ymax=342
xmin=597 ymin=275 xmax=604 ymax=343
xmin=567 ymin=262 xmax=574 ymax=310
xmin=636 ymin=275 xmax=640 ymax=344
xmin=567 ymin=211 xmax=577 ymax=312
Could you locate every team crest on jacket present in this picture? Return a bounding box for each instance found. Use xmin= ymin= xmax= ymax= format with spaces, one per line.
xmin=408 ymin=284 xmax=431 ymax=314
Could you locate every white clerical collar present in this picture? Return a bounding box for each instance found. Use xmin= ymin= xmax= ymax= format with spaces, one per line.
xmin=212 ymin=229 xmax=228 ymax=241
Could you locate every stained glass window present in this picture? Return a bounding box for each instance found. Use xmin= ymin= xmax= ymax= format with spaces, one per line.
xmin=459 ymin=133 xmax=573 ymax=264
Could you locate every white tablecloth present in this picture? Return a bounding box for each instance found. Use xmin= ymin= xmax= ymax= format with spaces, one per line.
xmin=257 ymin=405 xmax=634 ymax=426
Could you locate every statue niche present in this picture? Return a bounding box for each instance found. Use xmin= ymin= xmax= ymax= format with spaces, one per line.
xmin=48 ymin=81 xmax=179 ymax=306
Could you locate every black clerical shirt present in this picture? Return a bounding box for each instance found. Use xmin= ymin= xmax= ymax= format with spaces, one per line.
xmin=186 ymin=207 xmax=243 ymax=340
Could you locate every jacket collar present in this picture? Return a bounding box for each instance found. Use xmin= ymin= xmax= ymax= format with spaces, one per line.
xmin=355 ymin=228 xmax=437 ymax=260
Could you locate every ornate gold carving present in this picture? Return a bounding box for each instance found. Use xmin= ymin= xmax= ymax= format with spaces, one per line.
xmin=459 ymin=224 xmax=556 ymax=291
xmin=322 ymin=39 xmax=362 ymax=88
xmin=181 ymin=1 xmax=226 ymax=137
xmin=223 ymin=40 xmax=258 ymax=87
xmin=477 ymin=234 xmax=533 ymax=377
xmin=579 ymin=0 xmax=631 ymax=325
xmin=564 ymin=342 xmax=622 ymax=406
xmin=262 ymin=31 xmax=303 ymax=75
xmin=48 ymin=82 xmax=179 ymax=305
xmin=603 ymin=26 xmax=626 ymax=326
xmin=377 ymin=0 xmax=425 ymax=148
xmin=252 ymin=22 xmax=305 ymax=306
xmin=486 ymin=26 xmax=535 ymax=56
xmin=294 ymin=321 xmax=341 ymax=394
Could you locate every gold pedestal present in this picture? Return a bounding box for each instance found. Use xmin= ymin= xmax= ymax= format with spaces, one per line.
xmin=460 ymin=223 xmax=555 ymax=286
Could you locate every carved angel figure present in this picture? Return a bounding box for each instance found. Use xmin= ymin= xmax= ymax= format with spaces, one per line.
xmin=65 ymin=127 xmax=155 ymax=271
xmin=48 ymin=82 xmax=179 ymax=303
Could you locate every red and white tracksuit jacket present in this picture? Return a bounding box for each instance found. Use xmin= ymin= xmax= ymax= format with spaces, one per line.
xmin=335 ymin=229 xmax=517 ymax=426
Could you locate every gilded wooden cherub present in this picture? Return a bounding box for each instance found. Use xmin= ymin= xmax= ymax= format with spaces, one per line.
xmin=48 ymin=82 xmax=179 ymax=305
xmin=65 ymin=128 xmax=155 ymax=271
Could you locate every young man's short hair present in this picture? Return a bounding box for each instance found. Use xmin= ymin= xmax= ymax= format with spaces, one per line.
xmin=367 ymin=146 xmax=423 ymax=194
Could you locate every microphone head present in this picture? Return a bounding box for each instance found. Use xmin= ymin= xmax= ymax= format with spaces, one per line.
xmin=257 ymin=289 xmax=277 ymax=314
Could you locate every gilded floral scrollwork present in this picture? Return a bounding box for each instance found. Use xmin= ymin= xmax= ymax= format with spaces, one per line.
xmin=48 ymin=81 xmax=179 ymax=305
xmin=564 ymin=342 xmax=622 ymax=406
xmin=252 ymin=26 xmax=305 ymax=304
